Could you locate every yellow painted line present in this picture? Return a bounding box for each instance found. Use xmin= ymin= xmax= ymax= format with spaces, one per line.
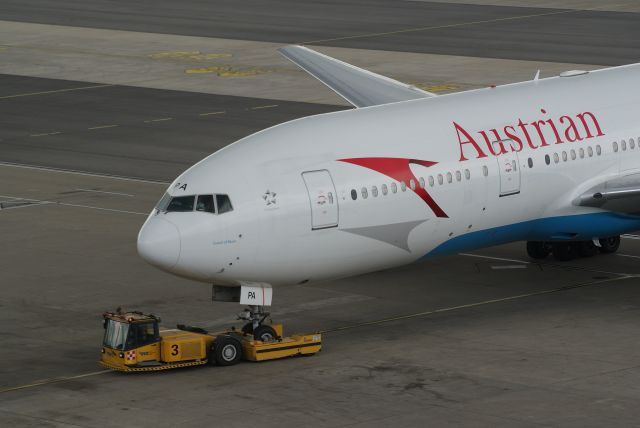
xmin=144 ymin=117 xmax=172 ymax=123
xmin=0 ymin=370 xmax=111 ymax=394
xmin=0 ymin=84 xmax=113 ymax=100
xmin=149 ymin=51 xmax=231 ymax=61
xmin=250 ymin=105 xmax=278 ymax=110
xmin=199 ymin=111 xmax=226 ymax=116
xmin=88 ymin=124 xmax=119 ymax=130
xmin=302 ymin=5 xmax=616 ymax=44
xmin=30 ymin=131 xmax=61 ymax=137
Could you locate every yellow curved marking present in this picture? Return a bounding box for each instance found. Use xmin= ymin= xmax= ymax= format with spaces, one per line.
xmin=185 ymin=66 xmax=272 ymax=77
xmin=149 ymin=51 xmax=232 ymax=61
xmin=99 ymin=360 xmax=207 ymax=372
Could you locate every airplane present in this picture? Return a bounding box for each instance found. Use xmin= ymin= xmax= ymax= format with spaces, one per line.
xmin=137 ymin=45 xmax=640 ymax=330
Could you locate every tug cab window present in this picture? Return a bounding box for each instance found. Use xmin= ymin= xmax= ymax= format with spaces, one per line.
xmin=166 ymin=195 xmax=195 ymax=212
xmin=196 ymin=195 xmax=215 ymax=213
xmin=216 ymin=194 xmax=233 ymax=214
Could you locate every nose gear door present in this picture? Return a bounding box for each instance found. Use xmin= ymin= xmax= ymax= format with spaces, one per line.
xmin=302 ymin=170 xmax=339 ymax=230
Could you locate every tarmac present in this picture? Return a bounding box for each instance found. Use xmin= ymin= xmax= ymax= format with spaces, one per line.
xmin=2 ymin=1 xmax=640 ymax=427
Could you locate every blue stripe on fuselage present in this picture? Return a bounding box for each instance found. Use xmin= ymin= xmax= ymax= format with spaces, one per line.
xmin=423 ymin=212 xmax=640 ymax=259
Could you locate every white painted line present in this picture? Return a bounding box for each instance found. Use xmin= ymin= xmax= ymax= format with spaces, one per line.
xmin=490 ymin=265 xmax=527 ymax=270
xmin=617 ymin=254 xmax=640 ymax=259
xmin=0 ymin=194 xmax=147 ymax=215
xmin=144 ymin=117 xmax=172 ymax=123
xmin=0 ymin=370 xmax=111 ymax=394
xmin=0 ymin=162 xmax=169 ymax=185
xmin=459 ymin=253 xmax=531 ymax=264
xmin=30 ymin=131 xmax=61 ymax=137
xmin=622 ymin=234 xmax=640 ymax=240
xmin=88 ymin=124 xmax=119 ymax=130
xmin=74 ymin=188 xmax=135 ymax=197
xmin=199 ymin=111 xmax=226 ymax=116
xmin=250 ymin=104 xmax=278 ymax=110
xmin=0 ymin=84 xmax=113 ymax=100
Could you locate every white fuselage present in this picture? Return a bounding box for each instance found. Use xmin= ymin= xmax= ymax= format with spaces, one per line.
xmin=137 ymin=64 xmax=640 ymax=286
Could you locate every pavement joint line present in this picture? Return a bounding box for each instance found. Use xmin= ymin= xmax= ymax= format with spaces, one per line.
xmin=88 ymin=124 xmax=119 ymax=130
xmin=0 ymin=201 xmax=53 ymax=211
xmin=199 ymin=111 xmax=226 ymax=116
xmin=320 ymin=275 xmax=633 ymax=334
xmin=301 ymin=4 xmax=617 ymax=45
xmin=74 ymin=188 xmax=135 ymax=197
xmin=0 ymin=194 xmax=148 ymax=215
xmin=0 ymin=84 xmax=114 ymax=100
xmin=459 ymin=253 xmax=530 ymax=264
xmin=0 ymin=370 xmax=111 ymax=394
xmin=0 ymin=162 xmax=170 ymax=185
xmin=144 ymin=117 xmax=173 ymax=123
xmin=622 ymin=234 xmax=640 ymax=240
xmin=30 ymin=131 xmax=61 ymax=137
xmin=617 ymin=253 xmax=640 ymax=259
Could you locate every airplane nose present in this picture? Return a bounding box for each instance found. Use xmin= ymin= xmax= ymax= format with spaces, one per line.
xmin=137 ymin=216 xmax=181 ymax=270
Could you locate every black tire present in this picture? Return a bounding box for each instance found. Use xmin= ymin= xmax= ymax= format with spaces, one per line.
xmin=526 ymin=241 xmax=551 ymax=259
xmin=578 ymin=241 xmax=599 ymax=257
xmin=552 ymin=242 xmax=577 ymax=261
xmin=252 ymin=325 xmax=278 ymax=342
xmin=599 ymin=236 xmax=621 ymax=254
xmin=213 ymin=335 xmax=243 ymax=366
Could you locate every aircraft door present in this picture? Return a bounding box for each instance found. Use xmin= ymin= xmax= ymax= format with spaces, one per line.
xmin=494 ymin=141 xmax=521 ymax=197
xmin=302 ymin=170 xmax=339 ymax=230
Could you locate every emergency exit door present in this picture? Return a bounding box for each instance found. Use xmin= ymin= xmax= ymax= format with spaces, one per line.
xmin=494 ymin=140 xmax=521 ymax=197
xmin=302 ymin=170 xmax=339 ymax=230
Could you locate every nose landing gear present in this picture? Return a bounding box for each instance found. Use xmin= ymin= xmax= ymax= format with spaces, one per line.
xmin=238 ymin=305 xmax=280 ymax=342
xmin=526 ymin=236 xmax=621 ymax=261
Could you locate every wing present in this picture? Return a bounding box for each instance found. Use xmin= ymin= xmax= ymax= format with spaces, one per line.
xmin=574 ymin=172 xmax=640 ymax=215
xmin=279 ymin=45 xmax=436 ymax=108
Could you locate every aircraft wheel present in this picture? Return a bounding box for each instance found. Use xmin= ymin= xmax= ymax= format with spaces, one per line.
xmin=578 ymin=241 xmax=599 ymax=257
xmin=526 ymin=241 xmax=551 ymax=259
xmin=213 ymin=335 xmax=243 ymax=366
xmin=253 ymin=325 xmax=278 ymax=342
xmin=552 ymin=242 xmax=577 ymax=261
xmin=599 ymin=236 xmax=621 ymax=254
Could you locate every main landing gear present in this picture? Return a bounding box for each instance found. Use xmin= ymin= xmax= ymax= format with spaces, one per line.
xmin=526 ymin=236 xmax=621 ymax=261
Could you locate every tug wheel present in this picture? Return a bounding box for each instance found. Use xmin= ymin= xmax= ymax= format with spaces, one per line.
xmin=526 ymin=241 xmax=551 ymax=259
xmin=253 ymin=325 xmax=278 ymax=342
xmin=213 ymin=335 xmax=243 ymax=366
xmin=599 ymin=236 xmax=621 ymax=254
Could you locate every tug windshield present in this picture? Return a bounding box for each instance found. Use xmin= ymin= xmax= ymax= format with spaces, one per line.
xmin=103 ymin=320 xmax=129 ymax=350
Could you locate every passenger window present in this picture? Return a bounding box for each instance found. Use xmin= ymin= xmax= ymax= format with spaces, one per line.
xmin=400 ymin=181 xmax=407 ymax=192
xmin=196 ymin=195 xmax=215 ymax=213
xmin=381 ymin=184 xmax=388 ymax=195
xmin=351 ymin=189 xmax=357 ymax=200
xmin=553 ymin=153 xmax=559 ymax=163
xmin=409 ymin=179 xmax=416 ymax=190
xmin=216 ymin=194 xmax=233 ymax=214
xmin=562 ymin=151 xmax=567 ymax=162
xmin=361 ymin=187 xmax=368 ymax=199
xmin=455 ymin=171 xmax=461 ymax=181
xmin=570 ymin=149 xmax=576 ymax=160
xmin=613 ymin=141 xmax=619 ymax=152
xmin=631 ymin=138 xmax=636 ymax=149
xmin=579 ymin=148 xmax=585 ymax=158
xmin=372 ymin=186 xmax=379 ymax=197
xmin=482 ymin=165 xmax=488 ymax=176
xmin=437 ymin=174 xmax=444 ymax=185
xmin=545 ymin=154 xmax=550 ymax=165
xmin=528 ymin=158 xmax=533 ymax=168
xmin=446 ymin=172 xmax=452 ymax=183
xmin=588 ymin=146 xmax=593 ymax=157
xmin=596 ymin=145 xmax=602 ymax=156
xmin=428 ymin=176 xmax=435 ymax=187
xmin=419 ymin=177 xmax=425 ymax=188
xmin=390 ymin=182 xmax=398 ymax=194
xmin=622 ymin=140 xmax=627 ymax=151
xmin=166 ymin=195 xmax=195 ymax=212
xmin=464 ymin=169 xmax=470 ymax=180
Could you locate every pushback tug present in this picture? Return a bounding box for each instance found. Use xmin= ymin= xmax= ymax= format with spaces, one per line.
xmin=100 ymin=310 xmax=321 ymax=372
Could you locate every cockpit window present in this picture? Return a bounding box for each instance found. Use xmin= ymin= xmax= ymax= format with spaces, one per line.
xmin=156 ymin=193 xmax=172 ymax=211
xmin=166 ymin=195 xmax=195 ymax=212
xmin=216 ymin=194 xmax=233 ymax=214
xmin=196 ymin=195 xmax=215 ymax=213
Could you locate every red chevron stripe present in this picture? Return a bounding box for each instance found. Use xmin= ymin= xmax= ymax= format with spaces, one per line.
xmin=339 ymin=157 xmax=448 ymax=218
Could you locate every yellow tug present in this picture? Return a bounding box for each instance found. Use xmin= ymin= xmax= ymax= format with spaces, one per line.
xmin=100 ymin=310 xmax=321 ymax=372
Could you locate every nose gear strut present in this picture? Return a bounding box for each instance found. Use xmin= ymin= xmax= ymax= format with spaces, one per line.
xmin=238 ymin=305 xmax=270 ymax=333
